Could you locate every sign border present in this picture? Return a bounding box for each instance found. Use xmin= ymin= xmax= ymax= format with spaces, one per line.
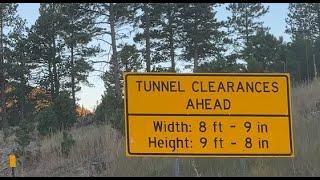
xmin=124 ymin=73 xmax=294 ymax=157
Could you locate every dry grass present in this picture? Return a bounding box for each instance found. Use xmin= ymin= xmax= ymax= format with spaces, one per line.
xmin=6 ymin=79 xmax=320 ymax=176
xmin=190 ymin=79 xmax=320 ymax=177
xmin=21 ymin=125 xmax=174 ymax=177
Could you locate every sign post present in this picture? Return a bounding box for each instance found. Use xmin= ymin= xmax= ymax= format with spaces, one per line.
xmin=174 ymin=158 xmax=179 ymax=176
xmin=124 ymin=73 xmax=294 ymax=157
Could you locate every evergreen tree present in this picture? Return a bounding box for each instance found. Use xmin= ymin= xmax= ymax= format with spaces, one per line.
xmin=179 ymin=3 xmax=227 ymax=72
xmin=131 ymin=3 xmax=162 ymax=72
xmin=304 ymin=4 xmax=320 ymax=79
xmin=28 ymin=3 xmax=64 ymax=100
xmin=36 ymin=91 xmax=76 ymax=136
xmin=244 ymin=29 xmax=287 ymax=73
xmin=227 ymin=3 xmax=269 ymax=65
xmin=6 ymin=18 xmax=36 ymax=125
xmin=286 ymin=3 xmax=316 ymax=81
xmin=58 ymin=3 xmax=100 ymax=110
xmin=81 ymin=3 xmax=131 ymax=105
xmin=0 ymin=3 xmax=19 ymax=139
xmin=95 ymin=44 xmax=142 ymax=133
xmin=286 ymin=37 xmax=314 ymax=82
xmin=308 ymin=4 xmax=320 ymax=39
xmin=118 ymin=44 xmax=142 ymax=72
xmin=286 ymin=3 xmax=312 ymax=40
xmin=197 ymin=54 xmax=245 ymax=73
xmin=148 ymin=3 xmax=183 ymax=72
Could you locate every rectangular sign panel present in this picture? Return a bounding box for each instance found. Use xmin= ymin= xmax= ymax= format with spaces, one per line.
xmin=124 ymin=73 xmax=294 ymax=157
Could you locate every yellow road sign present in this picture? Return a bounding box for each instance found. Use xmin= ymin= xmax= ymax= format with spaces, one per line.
xmin=8 ymin=153 xmax=16 ymax=168
xmin=124 ymin=73 xmax=294 ymax=157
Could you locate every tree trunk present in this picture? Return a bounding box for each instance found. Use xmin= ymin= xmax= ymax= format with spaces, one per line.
xmin=194 ymin=48 xmax=198 ymax=73
xmin=245 ymin=5 xmax=250 ymax=61
xmin=71 ymin=45 xmax=76 ymax=110
xmin=20 ymin=61 xmax=26 ymax=122
xmin=306 ymin=40 xmax=309 ymax=82
xmin=125 ymin=60 xmax=128 ymax=72
xmin=317 ymin=6 xmax=320 ymax=40
xmin=110 ymin=3 xmax=121 ymax=103
xmin=297 ymin=61 xmax=302 ymax=82
xmin=242 ymin=6 xmax=250 ymax=171
xmin=242 ymin=6 xmax=249 ymax=172
xmin=314 ymin=54 xmax=318 ymax=79
xmin=193 ymin=17 xmax=199 ymax=73
xmin=52 ymin=40 xmax=59 ymax=99
xmin=48 ymin=60 xmax=54 ymax=100
xmin=144 ymin=4 xmax=151 ymax=72
xmin=0 ymin=15 xmax=8 ymax=138
xmin=168 ymin=9 xmax=175 ymax=72
xmin=245 ymin=12 xmax=249 ymax=48
xmin=52 ymin=4 xmax=59 ymax=99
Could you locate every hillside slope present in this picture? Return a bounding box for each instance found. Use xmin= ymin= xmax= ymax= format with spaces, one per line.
xmin=10 ymin=79 xmax=320 ymax=176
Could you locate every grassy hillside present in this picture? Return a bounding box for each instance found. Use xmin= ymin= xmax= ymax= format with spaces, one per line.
xmin=5 ymin=79 xmax=320 ymax=176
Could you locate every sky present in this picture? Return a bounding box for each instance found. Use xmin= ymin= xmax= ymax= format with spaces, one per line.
xmin=17 ymin=3 xmax=290 ymax=111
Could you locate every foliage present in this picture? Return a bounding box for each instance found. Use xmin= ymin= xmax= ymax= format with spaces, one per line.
xmin=178 ymin=3 xmax=227 ymax=72
xmin=244 ymin=29 xmax=287 ymax=72
xmin=15 ymin=120 xmax=34 ymax=156
xmin=118 ymin=44 xmax=143 ymax=72
xmin=35 ymin=105 xmax=58 ymax=136
xmin=36 ymin=91 xmax=76 ymax=136
xmin=227 ymin=3 xmax=269 ymax=63
xmin=94 ymin=89 xmax=124 ymax=134
xmin=53 ymin=91 xmax=77 ymax=130
xmin=197 ymin=56 xmax=245 ymax=73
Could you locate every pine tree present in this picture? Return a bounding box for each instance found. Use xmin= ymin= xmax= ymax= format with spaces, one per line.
xmin=131 ymin=3 xmax=162 ymax=72
xmin=197 ymin=54 xmax=245 ymax=73
xmin=6 ymin=18 xmax=36 ymax=125
xmin=286 ymin=3 xmax=315 ymax=82
xmin=306 ymin=4 xmax=320 ymax=40
xmin=179 ymin=3 xmax=227 ymax=72
xmin=95 ymin=43 xmax=142 ymax=133
xmin=80 ymin=3 xmax=134 ymax=133
xmin=58 ymin=3 xmax=100 ymax=110
xmin=244 ymin=29 xmax=287 ymax=73
xmin=304 ymin=4 xmax=320 ymax=79
xmin=83 ymin=3 xmax=131 ymax=105
xmin=118 ymin=44 xmax=142 ymax=72
xmin=149 ymin=4 xmax=183 ymax=72
xmin=27 ymin=3 xmax=64 ymax=100
xmin=227 ymin=3 xmax=269 ymax=64
xmin=0 ymin=3 xmax=19 ymax=139
xmin=286 ymin=3 xmax=313 ymax=41
xmin=286 ymin=37 xmax=313 ymax=82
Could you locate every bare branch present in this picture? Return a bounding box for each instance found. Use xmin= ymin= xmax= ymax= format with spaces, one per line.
xmin=88 ymin=60 xmax=111 ymax=64
xmin=91 ymin=21 xmax=109 ymax=25
xmin=89 ymin=74 xmax=104 ymax=78
xmin=96 ymin=52 xmax=112 ymax=58
xmin=92 ymin=69 xmax=106 ymax=73
xmin=93 ymin=31 xmax=112 ymax=37
xmin=95 ymin=38 xmax=112 ymax=45
xmin=116 ymin=27 xmax=133 ymax=33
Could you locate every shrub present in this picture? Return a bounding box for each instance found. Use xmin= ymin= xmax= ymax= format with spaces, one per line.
xmin=94 ymin=89 xmax=124 ymax=135
xmin=36 ymin=91 xmax=76 ymax=136
xmin=61 ymin=131 xmax=75 ymax=157
xmin=36 ymin=106 xmax=59 ymax=136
